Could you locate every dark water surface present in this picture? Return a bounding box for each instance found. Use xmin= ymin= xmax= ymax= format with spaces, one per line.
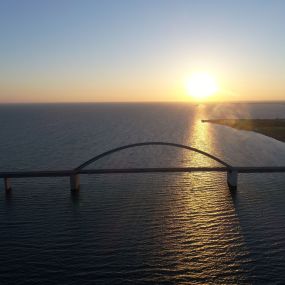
xmin=0 ymin=103 xmax=285 ymax=284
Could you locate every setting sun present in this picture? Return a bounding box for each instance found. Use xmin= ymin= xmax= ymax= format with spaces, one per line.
xmin=186 ymin=72 xmax=218 ymax=100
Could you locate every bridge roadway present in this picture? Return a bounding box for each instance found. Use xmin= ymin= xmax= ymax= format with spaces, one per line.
xmin=1 ymin=166 xmax=285 ymax=192
xmin=2 ymin=166 xmax=285 ymax=178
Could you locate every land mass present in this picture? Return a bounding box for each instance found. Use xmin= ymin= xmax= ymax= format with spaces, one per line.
xmin=202 ymin=119 xmax=285 ymax=142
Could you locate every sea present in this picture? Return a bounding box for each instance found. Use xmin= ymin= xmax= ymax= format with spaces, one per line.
xmin=0 ymin=102 xmax=285 ymax=284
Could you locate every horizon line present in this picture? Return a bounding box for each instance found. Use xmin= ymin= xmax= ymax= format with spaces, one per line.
xmin=0 ymin=100 xmax=285 ymax=105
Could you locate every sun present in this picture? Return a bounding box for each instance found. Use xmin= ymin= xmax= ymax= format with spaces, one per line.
xmin=186 ymin=72 xmax=218 ymax=100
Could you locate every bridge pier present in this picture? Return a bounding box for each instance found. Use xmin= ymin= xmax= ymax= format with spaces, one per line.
xmin=227 ymin=169 xmax=238 ymax=190
xmin=4 ymin=178 xmax=12 ymax=192
xmin=70 ymin=174 xmax=80 ymax=191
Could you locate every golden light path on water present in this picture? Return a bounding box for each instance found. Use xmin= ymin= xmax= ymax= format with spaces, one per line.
xmin=162 ymin=105 xmax=251 ymax=282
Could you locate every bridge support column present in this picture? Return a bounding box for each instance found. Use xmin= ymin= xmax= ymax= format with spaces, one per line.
xmin=4 ymin=178 xmax=11 ymax=192
xmin=227 ymin=169 xmax=238 ymax=190
xmin=70 ymin=174 xmax=80 ymax=191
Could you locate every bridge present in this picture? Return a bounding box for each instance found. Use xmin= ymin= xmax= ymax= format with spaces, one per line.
xmin=1 ymin=142 xmax=285 ymax=192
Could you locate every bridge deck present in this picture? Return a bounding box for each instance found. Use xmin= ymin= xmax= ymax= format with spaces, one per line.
xmin=1 ymin=166 xmax=285 ymax=179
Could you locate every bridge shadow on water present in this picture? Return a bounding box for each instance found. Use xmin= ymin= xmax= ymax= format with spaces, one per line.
xmin=227 ymin=173 xmax=285 ymax=283
xmin=70 ymin=189 xmax=80 ymax=207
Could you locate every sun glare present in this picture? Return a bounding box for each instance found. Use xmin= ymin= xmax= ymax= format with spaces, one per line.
xmin=186 ymin=72 xmax=218 ymax=100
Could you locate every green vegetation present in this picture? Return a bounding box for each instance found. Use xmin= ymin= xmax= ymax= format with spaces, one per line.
xmin=202 ymin=119 xmax=285 ymax=142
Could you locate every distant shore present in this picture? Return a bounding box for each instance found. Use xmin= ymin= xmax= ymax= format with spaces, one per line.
xmin=202 ymin=119 xmax=285 ymax=142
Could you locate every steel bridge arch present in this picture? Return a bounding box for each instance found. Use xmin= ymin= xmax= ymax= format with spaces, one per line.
xmin=74 ymin=142 xmax=231 ymax=171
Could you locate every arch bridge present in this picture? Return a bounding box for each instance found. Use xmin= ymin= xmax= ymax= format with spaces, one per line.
xmin=1 ymin=141 xmax=285 ymax=192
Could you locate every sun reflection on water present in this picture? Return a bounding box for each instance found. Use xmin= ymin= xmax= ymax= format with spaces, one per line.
xmin=160 ymin=104 xmax=251 ymax=281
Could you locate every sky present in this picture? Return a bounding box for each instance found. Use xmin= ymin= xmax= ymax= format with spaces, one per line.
xmin=0 ymin=0 xmax=285 ymax=103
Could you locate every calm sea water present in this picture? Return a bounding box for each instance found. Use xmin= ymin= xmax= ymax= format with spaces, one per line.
xmin=0 ymin=102 xmax=285 ymax=284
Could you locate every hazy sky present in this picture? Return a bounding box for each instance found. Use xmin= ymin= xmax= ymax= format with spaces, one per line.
xmin=1 ymin=0 xmax=285 ymax=103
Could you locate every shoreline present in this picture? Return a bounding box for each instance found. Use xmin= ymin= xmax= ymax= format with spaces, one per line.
xmin=202 ymin=119 xmax=285 ymax=143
